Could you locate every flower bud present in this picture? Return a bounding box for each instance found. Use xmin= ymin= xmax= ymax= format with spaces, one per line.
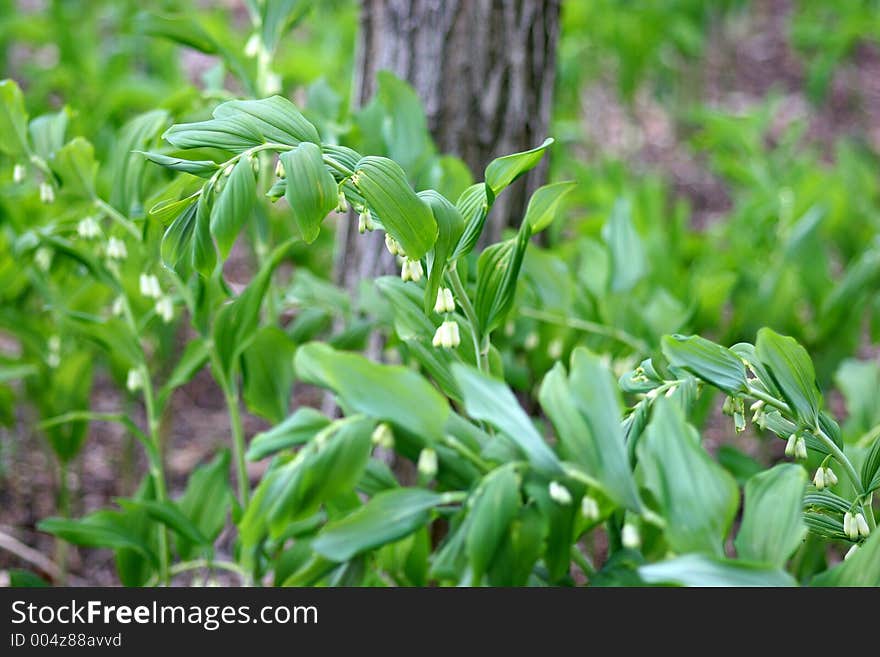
xmin=46 ymin=335 xmax=61 ymax=368
xmin=385 ymin=233 xmax=401 ymax=256
xmin=39 ymin=182 xmax=54 ymax=204
xmin=621 ymin=523 xmax=641 ymax=549
xmin=34 ymin=246 xmax=52 ymax=272
xmin=581 ymin=495 xmax=600 ymax=521
xmin=434 ymin=287 xmax=455 ymax=314
xmin=794 ymin=436 xmax=807 ymax=460
xmin=111 ymin=296 xmax=125 ymax=317
xmin=855 ymin=512 xmax=870 ymax=538
xmin=371 ymin=423 xmax=395 ymax=450
xmin=417 ymin=447 xmax=438 ymax=479
xmin=548 ymin=481 xmax=572 ymax=505
xmin=105 ymin=237 xmax=127 ymax=260
xmin=337 ymin=191 xmax=348 ymax=213
xmin=77 ymin=216 xmax=101 ymax=239
xmin=275 ymin=159 xmax=285 ymax=179
xmin=155 ymin=296 xmax=174 ymax=323
xmin=401 ymin=258 xmax=423 ymax=283
xmin=523 ymin=332 xmax=539 ymax=351
xmin=843 ymin=512 xmax=858 ymax=540
xmin=264 ymin=72 xmax=282 ymax=95
xmin=824 ymin=467 xmax=838 ymax=486
xmin=844 ymin=543 xmax=859 ymax=561
xmin=432 ymin=320 xmax=461 ymax=349
xmin=813 ymin=468 xmax=825 ymax=490
xmin=244 ymin=33 xmax=261 ymax=57
xmin=126 ymin=368 xmax=144 ymax=392
xmin=547 ymin=338 xmax=563 ymax=360
xmin=784 ymin=433 xmax=797 ymax=457
xmin=13 ymin=163 xmax=25 ymax=184
xmin=139 ymin=273 xmax=161 ymax=299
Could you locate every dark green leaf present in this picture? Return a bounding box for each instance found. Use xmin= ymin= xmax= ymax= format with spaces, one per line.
xmin=281 ymin=141 xmax=338 ymax=243
xmin=295 ymin=342 xmax=449 ymax=443
xmin=354 ymin=156 xmax=437 ymax=260
xmin=756 ymin=328 xmax=822 ymax=427
xmin=735 ymin=463 xmax=806 ymax=567
xmin=50 ymin=137 xmax=97 ymax=198
xmin=312 ymin=488 xmax=445 ymax=562
xmin=247 ymin=407 xmax=331 ymax=461
xmin=452 ymin=364 xmax=561 ymax=476
xmin=214 ymin=96 xmax=320 ymax=146
xmin=139 ymin=151 xmax=219 ymax=178
xmin=211 ymin=157 xmax=255 ymax=258
xmin=638 ymin=554 xmax=797 ymax=587
xmin=242 ymin=327 xmax=296 ymax=424
xmin=524 ymin=181 xmax=575 ymax=233
xmin=637 ymin=398 xmax=739 ymax=556
xmin=466 ymin=464 xmax=521 ymax=582
xmin=418 ymin=189 xmax=465 ymax=314
xmin=661 ymin=334 xmax=748 ymax=396
xmin=484 ymin=138 xmax=553 ymax=202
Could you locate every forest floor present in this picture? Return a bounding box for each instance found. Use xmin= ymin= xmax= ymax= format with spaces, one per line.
xmin=1 ymin=0 xmax=878 ymax=585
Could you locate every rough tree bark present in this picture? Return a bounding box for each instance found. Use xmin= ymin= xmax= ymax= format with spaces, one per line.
xmin=335 ymin=0 xmax=561 ymax=296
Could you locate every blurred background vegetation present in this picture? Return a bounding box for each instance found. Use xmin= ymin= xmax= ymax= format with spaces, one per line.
xmin=2 ymin=0 xmax=880 ymax=583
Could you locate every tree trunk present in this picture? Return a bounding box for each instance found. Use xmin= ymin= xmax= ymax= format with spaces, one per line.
xmin=335 ymin=0 xmax=561 ymax=297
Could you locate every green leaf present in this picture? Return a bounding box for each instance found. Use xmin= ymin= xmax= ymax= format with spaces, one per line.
xmin=735 ymin=464 xmax=806 ymax=567
xmin=484 ymin=138 xmax=553 ymax=202
xmin=135 ymin=12 xmax=219 ymax=54
xmin=295 ymin=343 xmax=449 ymax=443
xmin=38 ymin=512 xmax=155 ymax=562
xmin=661 ymin=334 xmax=748 ymax=396
xmin=29 ymin=109 xmax=69 ymax=160
xmin=242 ymin=327 xmax=296 ymax=424
xmin=539 ymin=349 xmax=641 ymax=510
xmin=466 ymin=464 xmax=521 ymax=582
xmin=193 ymin=190 xmax=217 ymax=277
xmin=177 ymin=450 xmax=232 ymax=555
xmin=242 ymin=417 xmax=374 ymax=545
xmin=212 ymin=239 xmax=294 ymax=384
xmin=638 ymin=554 xmax=797 ymax=587
xmin=110 ymin=110 xmax=168 ymax=216
xmin=163 ymin=116 xmax=263 ymax=153
xmin=756 ymin=328 xmax=822 ymax=427
xmin=861 ymin=436 xmax=880 ymax=494
xmin=474 ymin=223 xmax=531 ymax=334
xmin=354 ymin=156 xmax=437 ymax=260
xmin=0 ymin=79 xmax=29 ymax=155
xmin=312 ymin=488 xmax=445 ymax=562
xmin=637 ymin=398 xmax=739 ymax=556
xmin=246 ymin=407 xmax=331 ymax=461
xmin=118 ymin=499 xmax=209 ymax=546
xmin=211 ymin=157 xmax=255 ymax=258
xmin=260 ymin=0 xmax=310 ymax=52
xmin=280 ymin=141 xmax=338 ymax=243
xmin=452 ymin=364 xmax=561 ymax=476
xmin=524 ymin=181 xmax=575 ymax=233
xmin=375 ymin=71 xmax=431 ymax=174
xmin=418 ymin=189 xmax=465 ymax=314
xmin=50 ymin=137 xmax=97 ymax=199
xmin=214 ymin=96 xmax=320 ymax=146
xmin=451 ymin=183 xmax=489 ymax=259
xmin=139 ymin=151 xmax=219 ymax=178
xmin=602 ymin=198 xmax=645 ymax=292
xmin=812 ymin=525 xmax=880 ymax=586
xmin=160 ymin=200 xmax=198 ymax=275
xmin=158 ymin=338 xmax=210 ymax=407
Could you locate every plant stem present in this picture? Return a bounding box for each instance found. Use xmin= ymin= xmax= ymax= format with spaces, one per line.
xmin=322 ymin=155 xmax=354 ymax=178
xmin=94 ymin=198 xmax=140 ymax=239
xmin=447 ymin=266 xmax=487 ymax=372
xmin=119 ymin=294 xmax=170 ymax=585
xmin=746 ymin=385 xmax=871 ymax=521
xmin=56 ymin=461 xmax=70 ymax=584
xmin=225 ymin=389 xmax=250 ymax=506
xmin=519 ymin=307 xmax=649 ymax=354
